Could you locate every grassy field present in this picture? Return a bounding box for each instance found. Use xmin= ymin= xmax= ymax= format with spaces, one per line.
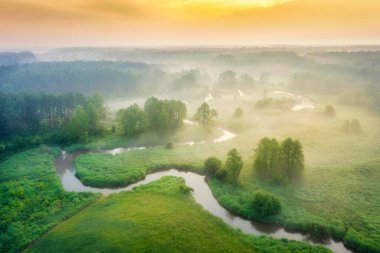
xmin=73 ymin=91 xmax=380 ymax=252
xmin=0 ymin=147 xmax=99 ymax=253
xmin=28 ymin=176 xmax=330 ymax=253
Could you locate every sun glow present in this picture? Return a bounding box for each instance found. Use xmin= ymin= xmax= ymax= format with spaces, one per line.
xmin=168 ymin=0 xmax=292 ymax=8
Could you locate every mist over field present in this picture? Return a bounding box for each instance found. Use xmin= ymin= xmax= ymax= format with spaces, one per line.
xmin=1 ymin=46 xmax=380 ymax=253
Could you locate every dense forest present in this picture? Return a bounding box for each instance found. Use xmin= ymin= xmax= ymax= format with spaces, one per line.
xmin=0 ymin=92 xmax=105 ymax=154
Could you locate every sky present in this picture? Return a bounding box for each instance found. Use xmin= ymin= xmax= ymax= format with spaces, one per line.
xmin=0 ymin=0 xmax=380 ymax=48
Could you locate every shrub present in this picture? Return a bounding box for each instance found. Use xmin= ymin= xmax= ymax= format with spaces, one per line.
xmin=324 ymin=105 xmax=336 ymax=116
xmin=252 ymin=190 xmax=281 ymax=216
xmin=341 ymin=119 xmax=362 ymax=134
xmin=234 ymin=107 xmax=243 ymax=118
xmin=204 ymin=157 xmax=222 ymax=176
xmin=215 ymin=169 xmax=228 ymax=180
xmin=309 ymin=223 xmax=330 ymax=243
xmin=165 ymin=142 xmax=174 ymax=149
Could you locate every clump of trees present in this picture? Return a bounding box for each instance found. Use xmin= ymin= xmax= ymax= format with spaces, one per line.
xmin=341 ymin=119 xmax=362 ymax=134
xmin=0 ymin=92 xmax=106 ymax=153
xmin=253 ymin=137 xmax=304 ymax=183
xmin=204 ymin=148 xmax=243 ymax=182
xmin=217 ymin=70 xmax=256 ymax=89
xmin=324 ymin=105 xmax=336 ymax=116
xmin=234 ymin=107 xmax=243 ymax=118
xmin=117 ymin=97 xmax=187 ymax=136
xmin=252 ymin=190 xmax=282 ymax=216
xmin=194 ymin=102 xmax=218 ymax=126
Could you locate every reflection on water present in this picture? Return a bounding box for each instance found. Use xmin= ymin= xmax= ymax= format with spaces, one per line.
xmin=213 ymin=128 xmax=237 ymax=143
xmin=55 ymin=151 xmax=353 ymax=253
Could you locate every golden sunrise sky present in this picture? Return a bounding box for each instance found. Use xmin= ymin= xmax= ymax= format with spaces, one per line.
xmin=0 ymin=0 xmax=380 ymax=47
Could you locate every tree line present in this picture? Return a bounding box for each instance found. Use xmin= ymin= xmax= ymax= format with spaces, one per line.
xmin=117 ymin=97 xmax=187 ymax=136
xmin=0 ymin=92 xmax=106 ymax=154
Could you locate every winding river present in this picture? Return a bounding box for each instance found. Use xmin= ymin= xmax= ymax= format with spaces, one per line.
xmin=55 ymin=151 xmax=352 ymax=253
xmin=54 ymin=93 xmax=353 ymax=253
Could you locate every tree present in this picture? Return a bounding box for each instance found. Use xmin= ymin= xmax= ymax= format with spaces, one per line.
xmin=218 ymin=70 xmax=237 ymax=88
xmin=117 ymin=104 xmax=147 ymax=136
xmin=144 ymin=97 xmax=168 ymax=130
xmin=254 ymin=137 xmax=304 ymax=182
xmin=194 ymin=102 xmax=218 ymax=126
xmin=342 ymin=119 xmax=362 ymax=134
xmin=234 ymin=107 xmax=243 ymax=118
xmin=253 ymin=138 xmax=280 ymax=179
xmin=324 ymin=105 xmax=336 ymax=116
xmin=225 ymin=148 xmax=243 ymax=181
xmin=85 ymin=93 xmax=106 ymax=135
xmin=66 ymin=105 xmax=90 ymax=142
xmin=252 ymin=190 xmax=281 ymax=216
xmin=204 ymin=157 xmax=222 ymax=176
xmin=279 ymin=138 xmax=304 ymax=180
xmin=144 ymin=97 xmax=186 ymax=131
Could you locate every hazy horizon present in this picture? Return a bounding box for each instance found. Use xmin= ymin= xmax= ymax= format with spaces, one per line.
xmin=1 ymin=0 xmax=380 ymax=48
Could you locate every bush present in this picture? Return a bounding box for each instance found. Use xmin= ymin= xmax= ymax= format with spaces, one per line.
xmin=252 ymin=190 xmax=281 ymax=216
xmin=165 ymin=142 xmax=174 ymax=149
xmin=234 ymin=107 xmax=243 ymax=118
xmin=309 ymin=223 xmax=330 ymax=243
xmin=341 ymin=119 xmax=362 ymax=134
xmin=324 ymin=105 xmax=336 ymax=116
xmin=215 ymin=169 xmax=228 ymax=180
xmin=204 ymin=157 xmax=222 ymax=176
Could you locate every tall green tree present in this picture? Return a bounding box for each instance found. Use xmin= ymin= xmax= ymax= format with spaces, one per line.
xmin=254 ymin=137 xmax=304 ymax=182
xmin=117 ymin=104 xmax=147 ymax=136
xmin=85 ymin=93 xmax=106 ymax=135
xmin=279 ymin=138 xmax=304 ymax=180
xmin=66 ymin=105 xmax=90 ymax=142
xmin=253 ymin=138 xmax=280 ymax=180
xmin=225 ymin=148 xmax=243 ymax=181
xmin=194 ymin=102 xmax=218 ymax=126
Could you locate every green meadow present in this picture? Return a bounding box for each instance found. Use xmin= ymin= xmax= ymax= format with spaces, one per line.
xmin=27 ymin=176 xmax=329 ymax=253
xmin=0 ymin=148 xmax=99 ymax=253
xmin=72 ymin=91 xmax=380 ymax=252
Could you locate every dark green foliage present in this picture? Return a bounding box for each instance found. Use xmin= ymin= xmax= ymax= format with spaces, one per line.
xmin=253 ymin=138 xmax=280 ymax=180
xmin=254 ymin=137 xmax=304 ymax=182
xmin=165 ymin=142 xmax=174 ymax=149
xmin=278 ymin=138 xmax=304 ymax=181
xmin=117 ymin=97 xmax=186 ymax=137
xmin=235 ymin=107 xmax=244 ymax=118
xmin=0 ymin=92 xmax=86 ymax=140
xmin=324 ymin=105 xmax=336 ymax=116
xmin=342 ymin=119 xmax=362 ymax=134
xmin=0 ymin=92 xmax=106 ymax=153
xmin=117 ymin=104 xmax=147 ymax=136
xmin=0 ymin=148 xmax=98 ymax=253
xmin=144 ymin=97 xmax=187 ymax=131
xmin=252 ymin=190 xmax=282 ymax=216
xmin=66 ymin=105 xmax=90 ymax=142
xmin=225 ymin=148 xmax=243 ymax=181
xmin=0 ymin=61 xmax=154 ymax=95
xmin=204 ymin=157 xmax=222 ymax=176
xmin=215 ymin=169 xmax=228 ymax=180
xmin=309 ymin=223 xmax=331 ymax=243
xmin=194 ymin=102 xmax=218 ymax=125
